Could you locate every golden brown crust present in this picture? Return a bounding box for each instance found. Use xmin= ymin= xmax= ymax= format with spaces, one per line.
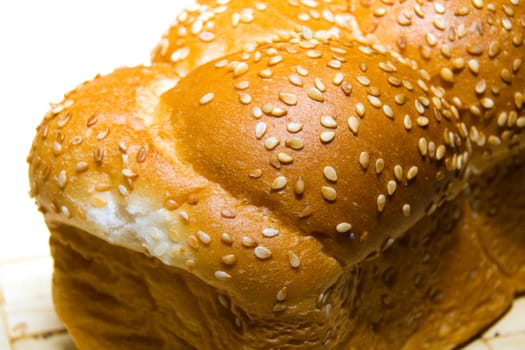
xmin=169 ymin=39 xmax=467 ymax=264
xmin=349 ymin=0 xmax=525 ymax=163
xmin=151 ymin=0 xmax=354 ymax=76
xmin=27 ymin=64 xmax=345 ymax=319
xmin=26 ymin=0 xmax=525 ymax=349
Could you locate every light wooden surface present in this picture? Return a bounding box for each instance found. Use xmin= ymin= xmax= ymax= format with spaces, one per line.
xmin=0 ymin=1 xmax=523 ymax=349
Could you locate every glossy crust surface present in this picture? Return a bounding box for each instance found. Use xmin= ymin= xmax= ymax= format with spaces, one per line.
xmin=27 ymin=0 xmax=525 ymax=349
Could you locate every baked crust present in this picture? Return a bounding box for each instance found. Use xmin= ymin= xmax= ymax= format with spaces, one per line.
xmin=27 ymin=1 xmax=525 ymax=349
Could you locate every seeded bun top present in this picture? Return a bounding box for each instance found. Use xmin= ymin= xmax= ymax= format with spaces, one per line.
xmin=27 ymin=1 xmax=525 ymax=349
xmin=168 ymin=39 xmax=467 ymax=264
xmin=151 ymin=0 xmax=354 ymax=76
xmin=349 ymin=0 xmax=525 ymax=165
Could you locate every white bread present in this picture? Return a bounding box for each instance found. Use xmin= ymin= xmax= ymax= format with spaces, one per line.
xmin=27 ymin=0 xmax=524 ymax=349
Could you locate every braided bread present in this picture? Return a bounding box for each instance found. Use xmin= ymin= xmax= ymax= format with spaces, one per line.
xmin=28 ymin=1 xmax=524 ymax=349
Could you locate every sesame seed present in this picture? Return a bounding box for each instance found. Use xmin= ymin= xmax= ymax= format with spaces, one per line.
xmin=501 ymin=68 xmax=512 ymax=84
xmin=481 ymin=97 xmax=495 ymax=109
xmin=377 ymin=194 xmax=386 ymax=212
xmin=271 ymin=107 xmax=287 ymax=117
xmin=179 ymin=210 xmax=189 ymax=222
xmin=321 ymin=186 xmax=337 ymax=201
xmin=241 ymin=235 xmax=258 ymax=248
xmin=516 ymin=117 xmax=525 ymax=128
xmin=294 ymin=177 xmax=305 ymax=195
xmin=383 ymin=104 xmax=394 ymax=119
xmin=368 ymin=95 xmax=382 ymax=108
xmin=118 ymin=141 xmax=127 ymax=153
xmin=221 ymin=254 xmax=237 ymax=265
xmin=323 ymin=166 xmax=338 ymax=182
xmin=255 ymin=122 xmax=267 ymax=139
xmin=264 ymin=137 xmax=280 ymax=150
xmin=199 ymin=31 xmax=215 ymax=42
xmin=234 ymin=62 xmax=249 ymax=77
xmin=289 ymin=74 xmax=303 ymax=86
xmin=221 ymin=233 xmax=233 ymax=245
xmin=475 ymin=79 xmax=486 ymax=94
xmin=200 ymin=92 xmax=215 ymax=105
xmin=96 ymin=128 xmax=109 ymax=140
xmin=259 ymin=68 xmax=273 ymax=78
xmin=287 ymin=122 xmax=303 ymax=133
xmin=321 ymin=115 xmax=337 ymax=128
xmin=327 ymin=59 xmax=342 ymax=70
xmin=333 ymin=72 xmax=344 ymax=85
xmin=407 ymin=166 xmax=419 ymax=180
xmin=276 ymin=287 xmax=287 ymax=301
xmin=488 ymin=135 xmax=501 ymax=145
xmin=277 ymin=152 xmax=293 ymax=164
xmin=320 ymin=131 xmax=335 ymax=143
xmin=436 ymin=145 xmax=446 ymax=160
xmin=387 ymin=180 xmax=397 ymax=196
xmin=306 ymin=50 xmax=322 ymax=58
xmin=197 ymin=230 xmax=212 ymax=245
xmin=60 ymin=205 xmax=71 ymax=218
xmin=262 ymin=103 xmax=273 ymax=114
xmin=56 ymin=113 xmax=71 ymax=128
xmin=122 ymin=168 xmax=137 ymax=178
xmin=262 ymin=228 xmax=279 ymax=238
xmin=440 ymin=67 xmax=454 ymax=83
xmin=373 ymin=7 xmax=387 ymax=16
xmin=336 ymin=222 xmax=352 ymax=233
xmin=268 ymin=56 xmax=283 ymax=66
xmin=215 ymin=271 xmax=232 ymax=281
xmin=502 ymin=18 xmax=513 ymax=31
xmin=355 ymin=103 xmax=366 ymax=117
xmin=285 ymin=137 xmax=305 ymax=150
xmin=471 ymin=0 xmax=483 ymax=9
xmin=187 ymin=235 xmax=199 ymax=249
xmin=341 ymin=82 xmax=353 ymax=96
xmin=394 ymin=165 xmax=403 ymax=182
xmin=356 ymin=76 xmax=370 ymax=86
xmin=220 ymin=208 xmax=236 ymax=219
xmin=70 ymin=136 xmax=82 ymax=145
xmin=468 ymin=59 xmax=480 ymax=75
xmin=240 ymin=93 xmax=252 ymax=104
xmin=288 ymin=251 xmax=301 ymax=268
xmin=57 ymin=170 xmax=67 ymax=188
xmin=418 ymin=137 xmax=428 ymax=157
xmin=452 ymin=57 xmax=465 ymax=70
xmin=272 ymin=176 xmax=288 ymax=190
xmin=279 ymin=92 xmax=298 ymax=106
xmin=388 ymin=76 xmax=402 ymax=87
xmin=375 ymin=159 xmax=385 ymax=174
xmin=235 ymin=80 xmax=250 ymax=90
xmin=136 ymin=146 xmax=147 ymax=163
xmin=315 ymin=78 xmax=326 ymax=92
xmin=417 ymin=117 xmax=430 ymax=127
xmin=400 ymin=204 xmax=411 ymax=218
xmin=296 ymin=65 xmax=309 ymax=76
xmin=75 ymin=161 xmax=88 ymax=173
xmin=249 ymin=168 xmax=263 ymax=178
xmin=308 ymin=87 xmax=324 ymax=102
xmin=403 ymin=114 xmax=413 ymax=131
xmin=348 ymin=116 xmax=360 ymax=135
xmin=254 ymin=246 xmax=272 ymax=260
xmin=90 ymin=196 xmax=107 ymax=208
xmin=515 ymin=92 xmax=524 ymax=109
xmin=433 ymin=16 xmax=446 ymax=30
xmin=359 ymin=151 xmax=370 ymax=170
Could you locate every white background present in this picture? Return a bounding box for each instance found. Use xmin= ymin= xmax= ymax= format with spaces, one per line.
xmin=0 ymin=0 xmax=192 ymax=262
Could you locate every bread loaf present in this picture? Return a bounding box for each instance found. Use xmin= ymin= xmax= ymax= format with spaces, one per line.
xmin=27 ymin=1 xmax=524 ymax=349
